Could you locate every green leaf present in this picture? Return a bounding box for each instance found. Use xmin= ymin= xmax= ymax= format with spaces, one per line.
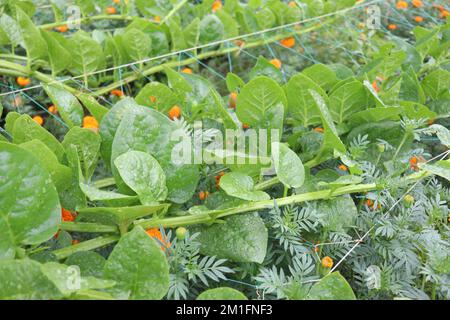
xmin=420 ymin=160 xmax=450 ymax=182
xmin=41 ymin=30 xmax=71 ymax=75
xmin=135 ymin=0 xmax=172 ymax=17
xmin=99 ymin=98 xmax=139 ymax=166
xmin=67 ymin=30 xmax=105 ymax=76
xmin=198 ymin=213 xmax=268 ymax=263
xmin=236 ymin=76 xmax=286 ymax=132
xmin=103 ymin=226 xmax=170 ymax=300
xmin=346 ymin=107 xmax=401 ymax=127
xmin=62 ymin=127 xmax=101 ymax=180
xmin=114 ymin=150 xmax=168 ymax=205
xmin=302 ymin=64 xmax=338 ymax=92
xmin=426 ymin=124 xmax=450 ymax=148
xmin=122 ymin=28 xmax=151 ymax=62
xmin=216 ymin=9 xmax=239 ymax=38
xmin=77 ymin=93 xmax=109 ymax=122
xmin=220 ymin=172 xmax=270 ymax=201
xmin=16 ymin=6 xmax=47 ymax=61
xmin=65 ymin=251 xmax=106 ymax=278
xmin=273 ymin=142 xmax=305 ymax=188
xmin=199 ymin=14 xmax=224 ymax=45
xmin=249 ymin=56 xmax=283 ymax=84
xmin=226 ymin=72 xmax=245 ymax=93
xmin=317 ymin=195 xmax=358 ymax=233
xmin=59 ymin=145 xmax=87 ymax=211
xmin=309 ymin=90 xmax=346 ymax=163
xmin=0 ymin=259 xmax=62 ymax=299
xmin=43 ymin=83 xmax=84 ymax=128
xmin=12 ymin=114 xmax=66 ymax=163
xmin=80 ymin=183 xmax=139 ymax=207
xmin=422 ymin=69 xmax=450 ymax=100
xmin=306 ymin=272 xmax=356 ymax=300
xmin=285 ymin=73 xmax=325 ymax=126
xmin=0 ymin=14 xmax=23 ymax=47
xmin=329 ymin=80 xmax=367 ymax=123
xmin=111 ymin=106 xmax=199 ymax=204
xmin=183 ymin=18 xmax=200 ymax=48
xmin=135 ymin=82 xmax=179 ymax=113
xmin=19 ymin=139 xmax=72 ymax=192
xmin=197 ymin=287 xmax=248 ymax=300
xmin=0 ymin=143 xmax=60 ymax=259
xmin=41 ymin=262 xmax=115 ymax=296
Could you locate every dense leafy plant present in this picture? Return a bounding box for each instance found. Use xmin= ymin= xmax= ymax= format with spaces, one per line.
xmin=0 ymin=0 xmax=449 ymax=300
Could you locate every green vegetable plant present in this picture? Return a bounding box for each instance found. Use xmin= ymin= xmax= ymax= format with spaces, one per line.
xmin=0 ymin=0 xmax=449 ymax=300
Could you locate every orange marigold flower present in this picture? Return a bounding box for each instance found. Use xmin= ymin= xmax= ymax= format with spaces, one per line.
xmin=181 ymin=67 xmax=193 ymax=74
xmin=412 ymin=0 xmax=423 ymax=8
xmin=154 ymin=16 xmax=161 ymax=23
xmin=212 ymin=0 xmax=222 ymax=13
xmin=270 ymin=58 xmax=282 ymax=69
xmin=106 ymin=6 xmax=117 ymax=14
xmin=242 ymin=123 xmax=250 ymax=130
xmin=440 ymin=10 xmax=449 ymax=19
xmin=56 ymin=25 xmax=68 ymax=33
xmin=62 ymin=208 xmax=75 ymax=222
xmin=33 ymin=115 xmax=44 ymax=126
xmin=338 ymin=164 xmax=348 ymax=171
xmin=48 ymin=105 xmax=57 ymax=114
xmin=280 ymin=37 xmax=296 ymax=48
xmin=199 ymin=191 xmax=209 ymax=201
xmin=388 ymin=24 xmax=398 ymax=30
xmin=372 ymin=80 xmax=380 ymax=93
xmin=321 ymin=256 xmax=333 ymax=268
xmin=229 ymin=92 xmax=238 ymax=109
xmin=16 ymin=76 xmax=31 ymax=87
xmin=111 ymin=89 xmax=124 ymax=97
xmin=414 ymin=16 xmax=424 ymax=23
xmin=169 ymin=105 xmax=181 ymax=120
xmin=313 ymin=127 xmax=324 ymax=133
xmin=288 ymin=1 xmax=297 ymax=8
xmin=82 ymin=116 xmax=99 ymax=129
xmin=146 ymin=228 xmax=171 ymax=251
xmin=409 ymin=156 xmax=419 ymax=170
xmin=396 ymin=1 xmax=408 ymax=9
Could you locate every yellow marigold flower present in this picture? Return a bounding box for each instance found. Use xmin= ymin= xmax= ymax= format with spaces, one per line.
xmin=33 ymin=115 xmax=44 ymax=126
xmin=270 ymin=58 xmax=282 ymax=69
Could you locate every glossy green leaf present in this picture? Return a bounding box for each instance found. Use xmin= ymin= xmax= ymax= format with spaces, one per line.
xmin=77 ymin=93 xmax=109 ymax=122
xmin=135 ymin=82 xmax=179 ymax=113
xmin=285 ymin=73 xmax=325 ymax=126
xmin=198 ymin=213 xmax=268 ymax=263
xmin=329 ymin=80 xmax=367 ymax=123
xmin=43 ymin=83 xmax=84 ymax=128
xmin=273 ymin=142 xmax=305 ymax=188
xmin=114 ymin=151 xmax=168 ymax=205
xmin=199 ymin=14 xmax=224 ymax=45
xmin=0 ymin=259 xmax=62 ymax=299
xmin=65 ymin=251 xmax=106 ymax=278
xmin=220 ymin=172 xmax=270 ymax=201
xmin=420 ymin=160 xmax=450 ymax=182
xmin=422 ymin=69 xmax=450 ymax=100
xmin=236 ymin=76 xmax=286 ymax=132
xmin=16 ymin=6 xmax=47 ymax=61
xmin=122 ymin=28 xmax=151 ymax=62
xmin=249 ymin=56 xmax=283 ymax=83
xmin=67 ymin=30 xmax=105 ymax=76
xmin=111 ymin=106 xmax=199 ymax=204
xmin=302 ymin=64 xmax=338 ymax=92
xmin=197 ymin=287 xmax=248 ymax=300
xmin=19 ymin=139 xmax=72 ymax=192
xmin=80 ymin=183 xmax=139 ymax=207
xmin=104 ymin=226 xmax=170 ymax=299
xmin=0 ymin=143 xmax=60 ymax=259
xmin=12 ymin=114 xmax=65 ymax=162
xmin=62 ymin=127 xmax=101 ymax=180
xmin=41 ymin=30 xmax=71 ymax=75
xmin=306 ymin=272 xmax=356 ymax=300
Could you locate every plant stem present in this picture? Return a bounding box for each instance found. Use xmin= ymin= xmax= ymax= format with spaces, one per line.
xmin=52 ymin=235 xmax=120 ymax=260
xmin=61 ymin=221 xmax=118 ymax=233
xmin=160 ymin=0 xmax=189 ymax=25
xmin=39 ymin=14 xmax=133 ymax=29
xmin=93 ymin=177 xmax=116 ymax=189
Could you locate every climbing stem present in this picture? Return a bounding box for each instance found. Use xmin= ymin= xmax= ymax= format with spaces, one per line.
xmin=39 ymin=14 xmax=133 ymax=29
xmin=52 ymin=235 xmax=120 ymax=260
xmin=60 ymin=221 xmax=118 ymax=233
